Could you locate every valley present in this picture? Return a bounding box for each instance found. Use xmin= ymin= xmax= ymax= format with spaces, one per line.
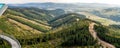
xmin=0 ymin=3 xmax=120 ymax=48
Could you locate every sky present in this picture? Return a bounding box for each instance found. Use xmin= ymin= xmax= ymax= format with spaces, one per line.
xmin=1 ymin=0 xmax=120 ymax=5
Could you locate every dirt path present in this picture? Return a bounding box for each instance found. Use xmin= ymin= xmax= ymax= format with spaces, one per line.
xmin=89 ymin=23 xmax=116 ymax=48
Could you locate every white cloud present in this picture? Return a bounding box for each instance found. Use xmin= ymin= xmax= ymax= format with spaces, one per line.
xmin=0 ymin=0 xmax=120 ymax=5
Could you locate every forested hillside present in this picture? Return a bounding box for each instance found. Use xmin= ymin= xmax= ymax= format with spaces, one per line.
xmin=95 ymin=24 xmax=120 ymax=48
xmin=0 ymin=7 xmax=120 ymax=48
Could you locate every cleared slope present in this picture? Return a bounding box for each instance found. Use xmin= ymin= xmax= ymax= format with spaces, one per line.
xmin=6 ymin=9 xmax=50 ymax=26
xmin=7 ymin=15 xmax=50 ymax=32
xmin=8 ymin=19 xmax=42 ymax=34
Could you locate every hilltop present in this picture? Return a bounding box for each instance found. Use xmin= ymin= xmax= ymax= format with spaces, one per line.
xmin=0 ymin=7 xmax=120 ymax=48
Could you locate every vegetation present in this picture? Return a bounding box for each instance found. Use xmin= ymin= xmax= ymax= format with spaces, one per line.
xmin=7 ymin=15 xmax=49 ymax=32
xmin=17 ymin=19 xmax=98 ymax=48
xmin=49 ymin=13 xmax=86 ymax=27
xmin=0 ymin=38 xmax=11 ymax=48
xmin=90 ymin=8 xmax=120 ymax=22
xmin=0 ymin=7 xmax=119 ymax=48
xmin=94 ymin=25 xmax=120 ymax=48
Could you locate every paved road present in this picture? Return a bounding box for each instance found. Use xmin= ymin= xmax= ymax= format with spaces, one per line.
xmin=89 ymin=23 xmax=116 ymax=48
xmin=0 ymin=35 xmax=21 ymax=48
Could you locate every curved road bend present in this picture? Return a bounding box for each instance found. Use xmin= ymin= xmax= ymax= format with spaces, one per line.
xmin=0 ymin=35 xmax=21 ymax=48
xmin=89 ymin=23 xmax=115 ymax=48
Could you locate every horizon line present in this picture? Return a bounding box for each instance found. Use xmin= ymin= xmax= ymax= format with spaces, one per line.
xmin=5 ymin=2 xmax=117 ymax=5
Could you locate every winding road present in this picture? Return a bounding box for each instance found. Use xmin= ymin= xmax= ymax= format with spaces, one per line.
xmin=89 ymin=23 xmax=116 ymax=48
xmin=0 ymin=34 xmax=21 ymax=48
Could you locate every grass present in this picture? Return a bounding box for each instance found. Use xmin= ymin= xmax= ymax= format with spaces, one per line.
xmin=0 ymin=39 xmax=11 ymax=48
xmin=7 ymin=15 xmax=50 ymax=32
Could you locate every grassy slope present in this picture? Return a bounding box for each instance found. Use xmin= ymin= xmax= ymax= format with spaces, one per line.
xmin=1 ymin=15 xmax=97 ymax=48
xmin=0 ymin=8 xmax=113 ymax=48
xmin=0 ymin=39 xmax=11 ymax=48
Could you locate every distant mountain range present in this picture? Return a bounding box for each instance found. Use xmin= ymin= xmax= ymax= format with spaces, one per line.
xmin=1 ymin=3 xmax=120 ymax=48
xmin=8 ymin=2 xmax=119 ymax=9
xmin=8 ymin=2 xmax=120 ymax=24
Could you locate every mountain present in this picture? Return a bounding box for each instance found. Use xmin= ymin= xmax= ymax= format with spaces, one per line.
xmin=89 ymin=7 xmax=120 ymax=22
xmin=8 ymin=3 xmax=120 ymax=23
xmin=7 ymin=7 xmax=65 ymax=21
xmin=8 ymin=3 xmax=120 ymax=22
xmin=8 ymin=3 xmax=76 ymax=9
xmin=49 ymin=13 xmax=86 ymax=27
xmin=1 ymin=3 xmax=120 ymax=48
xmin=1 ymin=7 xmax=101 ymax=48
xmin=8 ymin=2 xmax=118 ymax=9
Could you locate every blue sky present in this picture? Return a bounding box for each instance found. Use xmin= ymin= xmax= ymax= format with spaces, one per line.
xmin=0 ymin=0 xmax=120 ymax=5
